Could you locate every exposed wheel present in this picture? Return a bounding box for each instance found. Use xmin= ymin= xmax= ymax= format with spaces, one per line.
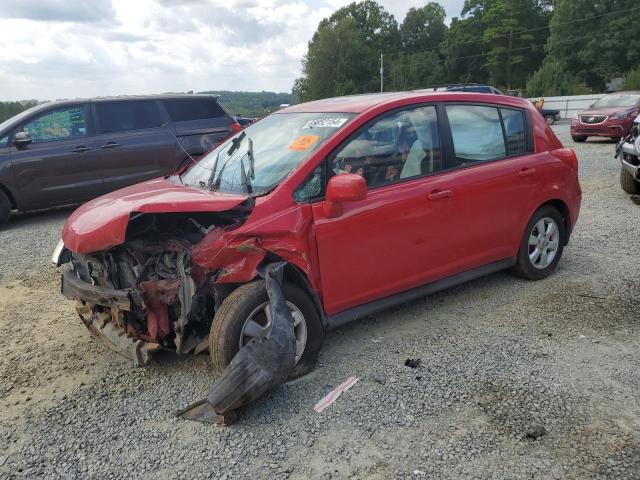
xmin=210 ymin=280 xmax=323 ymax=379
xmin=572 ymin=135 xmax=587 ymax=143
xmin=620 ymin=168 xmax=640 ymax=194
xmin=511 ymin=205 xmax=565 ymax=280
xmin=545 ymin=115 xmax=556 ymax=125
xmin=0 ymin=190 xmax=10 ymax=228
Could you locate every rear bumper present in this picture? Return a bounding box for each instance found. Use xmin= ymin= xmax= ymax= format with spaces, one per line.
xmin=61 ymin=270 xmax=160 ymax=366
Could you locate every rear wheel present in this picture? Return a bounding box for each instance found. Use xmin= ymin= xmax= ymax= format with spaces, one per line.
xmin=620 ymin=168 xmax=640 ymax=194
xmin=545 ymin=115 xmax=556 ymax=125
xmin=572 ymin=135 xmax=587 ymax=143
xmin=0 ymin=190 xmax=10 ymax=228
xmin=209 ymin=280 xmax=324 ymax=379
xmin=511 ymin=205 xmax=565 ymax=280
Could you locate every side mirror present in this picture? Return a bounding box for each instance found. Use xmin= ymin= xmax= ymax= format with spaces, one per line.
xmin=324 ymin=173 xmax=367 ymax=218
xmin=13 ymin=131 xmax=32 ymax=148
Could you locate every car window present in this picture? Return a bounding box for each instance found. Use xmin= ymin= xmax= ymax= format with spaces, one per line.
xmin=294 ymin=164 xmax=326 ymax=202
xmin=0 ymin=135 xmax=7 ymax=147
xmin=446 ymin=105 xmax=505 ymax=163
xmin=95 ymin=101 xmax=162 ymax=134
xmin=20 ymin=106 xmax=87 ymax=143
xmin=164 ymin=98 xmax=227 ymax=122
xmin=331 ymin=106 xmax=441 ymax=189
xmin=500 ymin=108 xmax=527 ymax=155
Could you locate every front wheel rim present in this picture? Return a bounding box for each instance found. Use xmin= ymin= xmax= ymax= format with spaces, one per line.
xmin=527 ymin=216 xmax=560 ymax=269
xmin=240 ymin=301 xmax=308 ymax=365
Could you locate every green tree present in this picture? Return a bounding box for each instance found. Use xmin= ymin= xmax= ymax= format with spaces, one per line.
xmin=294 ymin=1 xmax=399 ymax=101
xmin=400 ymin=3 xmax=447 ymax=53
xmin=525 ymin=60 xmax=588 ymax=96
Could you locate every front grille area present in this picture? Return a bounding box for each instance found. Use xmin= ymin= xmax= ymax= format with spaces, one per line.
xmin=580 ymin=115 xmax=607 ymax=124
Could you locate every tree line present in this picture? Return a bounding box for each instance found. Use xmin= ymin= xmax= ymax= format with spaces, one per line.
xmin=294 ymin=0 xmax=640 ymax=101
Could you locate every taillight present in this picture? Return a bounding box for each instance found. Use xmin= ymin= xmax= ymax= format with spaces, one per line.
xmin=551 ymin=148 xmax=578 ymax=172
xmin=231 ymin=122 xmax=242 ymax=132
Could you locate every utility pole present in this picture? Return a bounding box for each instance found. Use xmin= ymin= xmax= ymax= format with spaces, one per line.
xmin=380 ymin=53 xmax=384 ymax=92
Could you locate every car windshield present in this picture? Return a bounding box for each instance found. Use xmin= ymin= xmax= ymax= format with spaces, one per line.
xmin=181 ymin=112 xmax=355 ymax=196
xmin=593 ymin=94 xmax=640 ymax=108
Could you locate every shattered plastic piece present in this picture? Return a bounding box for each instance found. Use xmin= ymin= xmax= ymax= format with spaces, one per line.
xmin=404 ymin=358 xmax=421 ymax=369
xmin=177 ymin=262 xmax=296 ymax=425
xmin=313 ymin=376 xmax=359 ymax=413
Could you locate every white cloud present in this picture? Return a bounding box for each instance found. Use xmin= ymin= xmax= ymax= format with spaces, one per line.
xmin=0 ymin=0 xmax=465 ymax=101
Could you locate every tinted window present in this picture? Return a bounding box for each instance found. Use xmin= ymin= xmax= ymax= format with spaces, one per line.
xmin=332 ymin=106 xmax=441 ymax=188
xmin=20 ymin=106 xmax=87 ymax=143
xmin=95 ymin=101 xmax=162 ymax=133
xmin=164 ymin=99 xmax=226 ymax=122
xmin=0 ymin=135 xmax=7 ymax=147
xmin=446 ymin=105 xmax=505 ymax=163
xmin=501 ymin=108 xmax=527 ymax=155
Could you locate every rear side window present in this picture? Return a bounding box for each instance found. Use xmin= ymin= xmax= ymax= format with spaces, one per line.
xmin=95 ymin=101 xmax=162 ymax=134
xmin=500 ymin=108 xmax=527 ymax=155
xmin=446 ymin=105 xmax=505 ymax=163
xmin=163 ymin=99 xmax=226 ymax=122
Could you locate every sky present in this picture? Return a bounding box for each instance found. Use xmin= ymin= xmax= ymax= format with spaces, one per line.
xmin=0 ymin=0 xmax=466 ymax=101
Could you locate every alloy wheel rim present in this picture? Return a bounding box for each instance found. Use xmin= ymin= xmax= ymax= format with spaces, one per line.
xmin=240 ymin=301 xmax=308 ymax=364
xmin=528 ymin=216 xmax=560 ymax=269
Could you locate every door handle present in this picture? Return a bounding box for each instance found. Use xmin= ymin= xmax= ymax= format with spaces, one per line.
xmin=518 ymin=167 xmax=537 ymax=177
xmin=427 ymin=189 xmax=453 ymax=200
xmin=101 ymin=142 xmax=122 ymax=149
xmin=70 ymin=146 xmax=93 ymax=153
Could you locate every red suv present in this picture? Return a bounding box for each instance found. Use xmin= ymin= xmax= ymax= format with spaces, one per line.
xmin=571 ymin=91 xmax=640 ymax=142
xmin=55 ymin=92 xmax=582 ymax=376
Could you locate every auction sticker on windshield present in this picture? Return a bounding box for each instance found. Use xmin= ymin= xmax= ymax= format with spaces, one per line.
xmin=289 ymin=135 xmax=320 ymax=151
xmin=303 ymin=118 xmax=349 ymax=129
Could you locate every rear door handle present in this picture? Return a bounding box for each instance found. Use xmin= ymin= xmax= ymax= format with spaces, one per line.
xmin=427 ymin=189 xmax=453 ymax=200
xmin=101 ymin=142 xmax=122 ymax=149
xmin=518 ymin=167 xmax=537 ymax=177
xmin=70 ymin=146 xmax=93 ymax=153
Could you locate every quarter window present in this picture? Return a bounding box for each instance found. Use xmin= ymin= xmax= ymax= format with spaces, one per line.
xmin=95 ymin=101 xmax=162 ymax=134
xmin=331 ymin=106 xmax=441 ymax=188
xmin=446 ymin=105 xmax=505 ymax=163
xmin=20 ymin=106 xmax=87 ymax=143
xmin=500 ymin=108 xmax=527 ymax=155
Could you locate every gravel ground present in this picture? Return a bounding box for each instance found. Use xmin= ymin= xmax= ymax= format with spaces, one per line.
xmin=1 ymin=124 xmax=639 ymax=479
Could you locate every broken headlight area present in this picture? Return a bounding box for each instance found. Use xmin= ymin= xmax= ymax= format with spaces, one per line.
xmin=61 ymin=209 xmax=251 ymax=365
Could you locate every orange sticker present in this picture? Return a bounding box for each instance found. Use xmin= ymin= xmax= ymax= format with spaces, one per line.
xmin=289 ymin=135 xmax=320 ymax=151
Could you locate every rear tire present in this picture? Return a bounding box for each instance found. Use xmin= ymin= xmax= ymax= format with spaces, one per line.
xmin=545 ymin=115 xmax=556 ymax=125
xmin=572 ymin=136 xmax=587 ymax=143
xmin=511 ymin=205 xmax=566 ymax=280
xmin=209 ymin=280 xmax=324 ymax=379
xmin=0 ymin=190 xmax=10 ymax=228
xmin=620 ymin=168 xmax=640 ymax=194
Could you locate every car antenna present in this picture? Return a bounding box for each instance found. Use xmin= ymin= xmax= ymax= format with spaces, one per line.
xmin=462 ymin=73 xmax=471 ymax=91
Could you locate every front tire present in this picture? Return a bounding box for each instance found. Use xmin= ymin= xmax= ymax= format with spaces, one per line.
xmin=572 ymin=135 xmax=587 ymax=143
xmin=620 ymin=169 xmax=640 ymax=194
xmin=0 ymin=190 xmax=10 ymax=228
xmin=511 ymin=205 xmax=565 ymax=280
xmin=209 ymin=280 xmax=324 ymax=379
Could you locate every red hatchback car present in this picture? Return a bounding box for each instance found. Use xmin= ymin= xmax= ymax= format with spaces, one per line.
xmin=570 ymin=91 xmax=640 ymax=142
xmin=55 ymin=92 xmax=581 ymax=376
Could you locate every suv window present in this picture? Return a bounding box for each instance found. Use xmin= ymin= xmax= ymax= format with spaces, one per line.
xmin=20 ymin=106 xmax=87 ymax=143
xmin=95 ymin=101 xmax=162 ymax=134
xmin=0 ymin=135 xmax=7 ymax=147
xmin=331 ymin=106 xmax=441 ymax=188
xmin=446 ymin=105 xmax=506 ymax=163
xmin=163 ymin=98 xmax=226 ymax=122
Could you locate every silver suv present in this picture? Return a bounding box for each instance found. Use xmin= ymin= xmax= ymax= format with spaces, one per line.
xmin=617 ymin=114 xmax=640 ymax=194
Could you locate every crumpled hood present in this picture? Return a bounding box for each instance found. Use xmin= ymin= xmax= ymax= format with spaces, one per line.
xmin=62 ymin=178 xmax=248 ymax=254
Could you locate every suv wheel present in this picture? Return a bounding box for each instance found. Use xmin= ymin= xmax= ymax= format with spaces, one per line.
xmin=511 ymin=205 xmax=565 ymax=280
xmin=209 ymin=280 xmax=324 ymax=379
xmin=0 ymin=190 xmax=10 ymax=228
xmin=620 ymin=168 xmax=640 ymax=194
xmin=572 ymin=135 xmax=587 ymax=142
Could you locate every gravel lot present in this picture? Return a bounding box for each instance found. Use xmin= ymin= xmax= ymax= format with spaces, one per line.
xmin=1 ymin=124 xmax=639 ymax=479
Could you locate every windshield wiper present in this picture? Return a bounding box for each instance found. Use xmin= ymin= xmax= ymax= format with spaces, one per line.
xmin=205 ymin=150 xmax=221 ymax=190
xmin=227 ymin=131 xmax=246 ymax=156
xmin=239 ymin=156 xmax=253 ymax=194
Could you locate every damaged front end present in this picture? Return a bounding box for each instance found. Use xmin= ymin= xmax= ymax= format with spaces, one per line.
xmin=61 ymin=206 xmax=252 ymax=366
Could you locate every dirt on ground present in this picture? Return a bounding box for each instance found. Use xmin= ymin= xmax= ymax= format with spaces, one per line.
xmin=0 ymin=125 xmax=638 ymax=479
